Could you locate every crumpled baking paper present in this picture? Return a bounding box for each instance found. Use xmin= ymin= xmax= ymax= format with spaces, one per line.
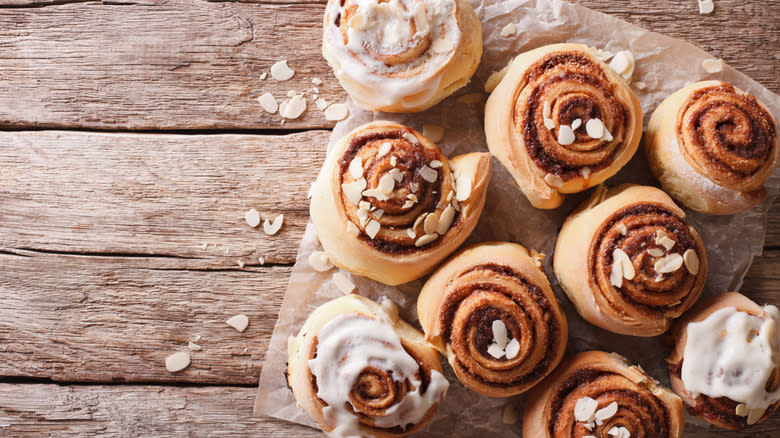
xmin=256 ymin=0 xmax=780 ymax=436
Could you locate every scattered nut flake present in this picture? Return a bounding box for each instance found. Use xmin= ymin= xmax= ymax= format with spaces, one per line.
xmin=390 ymin=156 xmax=398 ymax=166
xmin=308 ymin=251 xmax=334 ymax=272
xmin=500 ymin=22 xmax=517 ymax=38
xmin=702 ymin=58 xmax=724 ymax=73
xmin=431 ymin=37 xmax=454 ymax=54
xmin=455 ymin=175 xmax=472 ymax=201
xmin=504 ymin=338 xmax=520 ymax=359
xmin=258 ymin=92 xmax=278 ymax=114
xmin=647 ymin=248 xmax=665 ymax=257
xmin=378 ymin=173 xmax=396 ymax=195
xmin=362 ymin=187 xmax=390 ymax=201
xmin=258 ymin=256 xmax=265 ymax=265
xmin=747 ymin=407 xmax=764 ymax=425
xmin=315 ymin=98 xmax=329 ymax=110
xmin=543 ymin=100 xmax=552 ymax=119
xmin=683 ymin=249 xmax=700 ymax=275
xmin=224 ymin=247 xmax=230 ymax=255
xmin=544 ymin=173 xmax=564 ymax=188
xmin=736 ymin=403 xmax=748 ymax=416
xmin=226 ymin=314 xmax=249 ymax=332
xmin=437 ymin=205 xmax=455 ymax=234
xmin=377 ymin=142 xmax=392 ymax=158
xmin=422 ymin=125 xmax=445 ymax=143
xmin=591 ymin=47 xmax=614 ymax=62
xmin=558 ymin=125 xmax=576 ymax=145
xmin=270 ymin=60 xmax=295 ymax=81
xmin=402 ymin=132 xmax=419 ymax=144
xmin=616 ymin=223 xmax=628 ymax=235
xmin=502 ymin=403 xmax=520 ymax=425
xmin=286 ymin=90 xmax=299 ymax=98
xmin=632 ymin=81 xmax=648 ymax=90
xmin=609 ymin=50 xmax=635 ymax=81
xmin=423 ymin=214 xmax=439 ymax=234
xmin=372 ymin=209 xmax=384 ymax=219
xmin=311 ymin=77 xmax=322 ymax=85
xmin=608 ymin=426 xmax=630 ymax=438
xmin=365 ymin=219 xmax=381 ymax=239
xmin=165 ymin=352 xmax=191 ymax=373
xmin=610 ymin=254 xmax=624 ymax=288
xmin=544 ymin=118 xmax=556 ymax=130
xmin=201 ymin=242 xmax=208 ymax=250
xmin=613 ymin=248 xmax=636 ymax=280
xmin=389 ymin=168 xmax=404 ymax=183
xmin=346 ymin=221 xmax=360 ymax=236
xmin=492 ymin=320 xmax=509 ymax=348
xmin=487 ymin=343 xmax=505 ymax=359
xmin=415 ymin=233 xmax=438 ymax=247
xmin=280 ymin=94 xmax=306 ymax=119
xmin=698 ymin=0 xmax=714 ymax=15
xmin=595 ymin=402 xmax=619 ymax=423
xmin=342 ymin=178 xmax=367 ymax=205
xmin=574 ymin=397 xmax=599 ymax=422
xmin=237 ymin=260 xmax=245 ymax=269
xmin=571 ymin=118 xmax=582 ymax=131
xmin=586 ymin=118 xmax=604 ymax=139
xmin=406 ymin=228 xmax=416 ymax=239
xmin=456 ymin=93 xmax=482 ymax=104
xmin=419 ymin=165 xmax=438 ymax=183
xmin=602 ymin=127 xmax=614 ymax=142
xmin=349 ymin=157 xmax=364 ymax=179
xmin=245 ymin=208 xmax=261 ymax=228
xmin=413 ymin=213 xmax=428 ymax=230
xmin=402 ymin=199 xmax=416 ymax=209
xmin=654 ymin=253 xmax=684 ymax=274
xmin=324 ymin=103 xmax=349 ymax=121
xmin=655 ymin=230 xmax=676 ymax=250
xmin=188 ymin=341 xmax=202 ymax=351
xmin=259 ymin=72 xmax=267 ymax=80
xmin=333 ymin=272 xmax=356 ymax=294
xmin=581 ymin=166 xmax=592 ymax=180
xmin=263 ymin=214 xmax=284 ymax=235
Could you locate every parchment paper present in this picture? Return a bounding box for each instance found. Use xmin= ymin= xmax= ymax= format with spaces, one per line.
xmin=256 ymin=0 xmax=780 ymax=436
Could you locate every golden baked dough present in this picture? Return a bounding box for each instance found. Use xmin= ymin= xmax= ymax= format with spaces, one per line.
xmin=646 ymin=80 xmax=778 ymax=215
xmin=524 ymin=351 xmax=685 ymax=438
xmin=485 ymin=43 xmax=642 ymax=209
xmin=310 ymin=121 xmax=491 ymax=285
xmin=417 ymin=242 xmax=567 ymax=397
xmin=288 ymin=294 xmax=447 ymax=437
xmin=554 ymin=184 xmax=707 ymax=336
xmin=322 ymin=0 xmax=482 ymax=112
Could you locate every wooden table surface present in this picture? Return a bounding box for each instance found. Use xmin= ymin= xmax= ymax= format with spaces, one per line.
xmin=0 ymin=0 xmax=778 ymax=436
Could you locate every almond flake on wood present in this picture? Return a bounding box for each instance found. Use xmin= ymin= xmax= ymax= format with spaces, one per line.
xmin=188 ymin=341 xmax=202 ymax=351
xmin=315 ymin=98 xmax=329 ymax=110
xmin=263 ymin=214 xmax=284 ymax=235
xmin=236 ymin=260 xmax=245 ymax=269
xmin=259 ymin=72 xmax=267 ymax=80
xmin=280 ymin=94 xmax=306 ymax=119
xmin=226 ymin=314 xmax=249 ymax=332
xmin=698 ymin=0 xmax=714 ymax=15
xmin=270 ymin=60 xmax=295 ymax=81
xmin=165 ymin=352 xmax=191 ymax=373
xmin=258 ymin=256 xmax=265 ymax=265
xmin=308 ymin=251 xmax=334 ymax=272
xmin=245 ymin=208 xmax=261 ymax=228
xmin=258 ymin=93 xmax=278 ymax=114
xmin=324 ymin=103 xmax=349 ymax=121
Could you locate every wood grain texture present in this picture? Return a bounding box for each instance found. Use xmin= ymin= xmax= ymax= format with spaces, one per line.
xmin=0 ymin=0 xmax=776 ymax=130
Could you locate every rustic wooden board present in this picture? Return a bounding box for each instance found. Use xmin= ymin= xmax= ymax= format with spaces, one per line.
xmin=0 ymin=0 xmax=776 ymax=131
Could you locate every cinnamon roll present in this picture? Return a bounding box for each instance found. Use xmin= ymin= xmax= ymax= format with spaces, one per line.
xmin=310 ymin=121 xmax=491 ymax=285
xmin=667 ymin=292 xmax=780 ymax=430
xmin=484 ymin=43 xmax=643 ymax=209
xmin=417 ymin=242 xmax=568 ymax=397
xmin=524 ymin=351 xmax=685 ymax=438
xmin=287 ymin=294 xmax=449 ymax=438
xmin=322 ymin=0 xmax=482 ymax=113
xmin=646 ymin=81 xmax=778 ymax=215
xmin=554 ymin=184 xmax=707 ymax=336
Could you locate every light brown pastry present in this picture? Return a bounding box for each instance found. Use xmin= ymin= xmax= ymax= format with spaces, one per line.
xmin=645 ymin=80 xmax=778 ymax=215
xmin=417 ymin=242 xmax=567 ymax=397
xmin=554 ymin=184 xmax=707 ymax=336
xmin=309 ymin=121 xmax=491 ymax=285
xmin=287 ymin=294 xmax=448 ymax=438
xmin=524 ymin=351 xmax=685 ymax=438
xmin=322 ymin=0 xmax=482 ymax=112
xmin=485 ymin=43 xmax=643 ymax=209
xmin=667 ymin=292 xmax=780 ymax=430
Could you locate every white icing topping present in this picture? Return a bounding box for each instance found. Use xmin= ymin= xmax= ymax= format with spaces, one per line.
xmin=682 ymin=306 xmax=780 ymax=415
xmin=324 ymin=0 xmax=462 ymax=109
xmin=308 ymin=313 xmax=449 ymax=438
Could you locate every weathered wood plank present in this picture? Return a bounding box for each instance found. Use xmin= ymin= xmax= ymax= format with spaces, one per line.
xmin=0 ymin=130 xmax=328 ymax=265
xmin=0 ymin=0 xmax=776 ymax=130
xmin=0 ymin=252 xmax=291 ymax=384
xmin=766 ymin=201 xmax=780 ymax=248
xmin=0 ymin=384 xmax=321 ymax=437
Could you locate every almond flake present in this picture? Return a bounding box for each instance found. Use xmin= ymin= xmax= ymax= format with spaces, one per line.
xmin=259 ymin=72 xmax=267 ymax=80
xmin=602 ymin=127 xmax=614 ymax=142
xmin=270 ymin=60 xmax=295 ymax=81
xmin=632 ymin=81 xmax=648 ymax=90
xmin=415 ymin=233 xmax=438 ymax=247
xmin=419 ymin=165 xmax=438 ymax=183
xmin=245 ymin=208 xmax=261 ymax=228
xmin=388 ymin=168 xmax=404 ymax=183
xmin=736 ymin=403 xmax=748 ymax=416
xmin=258 ymin=93 xmax=278 ymax=114
xmin=586 ymin=118 xmax=604 ymax=139
xmin=201 ymin=242 xmax=208 ymax=250
xmin=610 ymin=256 xmax=624 ymax=288
xmin=286 ymin=90 xmax=299 ymax=98
xmin=378 ymin=173 xmax=396 ymax=195
xmin=456 ymin=93 xmax=482 ymax=104
xmin=390 ymin=156 xmax=398 ymax=166
xmin=654 ymin=253 xmax=684 ymax=274
xmin=437 ymin=205 xmax=456 ymax=234
xmin=544 ymin=118 xmax=556 ymax=130
xmin=308 ymin=251 xmax=334 ymax=272
xmin=284 ymin=94 xmax=307 ymax=119
xmin=365 ymin=220 xmax=381 ymax=239
xmin=659 ymin=236 xmax=676 ymax=251
xmin=591 ymin=47 xmax=614 ymax=62
xmin=558 ymin=125 xmax=576 ymax=145
xmin=422 ymin=213 xmax=438 ymax=235
xmin=237 ymin=260 xmax=245 ymax=269
xmin=346 ymin=221 xmax=360 ymax=236
xmin=543 ymin=100 xmax=552 ymax=119
xmin=413 ymin=213 xmax=427 ymax=230
xmin=324 ymin=103 xmax=349 ymax=121
xmin=263 ymin=214 xmax=284 ymax=235
xmin=402 ymin=132 xmax=419 ymax=144
xmin=595 ymin=402 xmax=619 ymax=423
xmin=333 ymin=272 xmax=356 ymax=294
xmin=544 ymin=173 xmax=563 ymax=188
xmin=500 ymin=22 xmax=517 ymax=38
xmin=747 ymin=407 xmax=764 ymax=425
xmin=258 ymin=256 xmax=265 ymax=265
xmin=402 ymin=199 xmax=416 ymax=209
xmin=609 ymin=50 xmax=635 ymax=81
xmin=702 ymin=58 xmax=724 ymax=73
xmin=492 ymin=319 xmax=509 ymax=348
xmin=504 ymin=338 xmax=520 ymax=359
xmin=431 ymin=37 xmax=454 ymax=54
xmin=372 ymin=209 xmax=384 ymax=219
xmin=581 ymin=166 xmax=592 ymax=180
xmin=423 ymin=125 xmax=445 ymax=143
xmin=311 ymin=77 xmax=322 ymax=85
xmin=446 ymin=191 xmax=453 ymax=202
xmin=608 ymin=426 xmax=630 ymax=438
xmin=315 ymin=98 xmax=329 ymax=110
xmin=349 ymin=156 xmax=364 ymax=179
xmin=571 ymin=118 xmax=582 ymax=130
xmin=698 ymin=0 xmax=714 ymax=15
xmin=487 ymin=343 xmax=504 ymax=359
xmin=188 ymin=341 xmax=202 ymax=351
xmin=377 ymin=142 xmax=392 ymax=158
xmin=342 ymin=178 xmax=367 ymax=205
xmin=165 ymin=352 xmax=191 ymax=373
xmin=455 ymin=175 xmax=472 ymax=201
xmin=683 ymin=249 xmax=700 ymax=275
xmin=502 ymin=403 xmax=520 ymax=425
xmin=406 ymin=228 xmax=416 ymax=239
xmin=362 ymin=187 xmax=390 ymax=201
xmin=647 ymin=248 xmax=665 ymax=257
xmin=226 ymin=314 xmax=249 ymax=332
xmin=574 ymin=397 xmax=599 ymax=422
xmin=613 ymin=248 xmax=635 ymax=280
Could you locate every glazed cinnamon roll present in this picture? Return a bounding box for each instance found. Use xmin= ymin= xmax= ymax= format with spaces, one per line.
xmin=485 ymin=43 xmax=643 ymax=209
xmin=524 ymin=351 xmax=685 ymax=438
xmin=417 ymin=242 xmax=568 ymax=397
xmin=554 ymin=184 xmax=707 ymax=336
xmin=322 ymin=0 xmax=482 ymax=112
xmin=667 ymin=292 xmax=780 ymax=430
xmin=287 ymin=294 xmax=449 ymax=438
xmin=310 ymin=121 xmax=491 ymax=285
xmin=646 ymin=81 xmax=779 ymax=215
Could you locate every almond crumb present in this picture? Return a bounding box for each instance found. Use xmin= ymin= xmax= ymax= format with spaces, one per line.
xmin=165 ymin=352 xmax=191 ymax=373
xmin=270 ymin=60 xmax=295 ymax=81
xmin=245 ymin=208 xmax=261 ymax=228
xmin=226 ymin=314 xmax=249 ymax=332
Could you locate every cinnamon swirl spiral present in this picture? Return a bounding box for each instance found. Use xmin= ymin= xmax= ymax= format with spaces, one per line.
xmin=417 ymin=242 xmax=568 ymax=397
xmin=310 ymin=121 xmax=491 ymax=285
xmin=554 ymin=185 xmax=707 ymax=336
xmin=485 ymin=43 xmax=643 ymax=209
xmin=322 ymin=0 xmax=482 ymax=112
xmin=524 ymin=351 xmax=685 ymax=438
xmin=287 ymin=294 xmax=449 ymax=437
xmin=646 ymin=80 xmax=778 ymax=215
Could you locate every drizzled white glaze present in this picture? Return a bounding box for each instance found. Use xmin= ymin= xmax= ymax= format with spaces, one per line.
xmin=324 ymin=0 xmax=461 ymax=109
xmin=682 ymin=306 xmax=780 ymax=416
xmin=308 ymin=313 xmax=449 ymax=438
